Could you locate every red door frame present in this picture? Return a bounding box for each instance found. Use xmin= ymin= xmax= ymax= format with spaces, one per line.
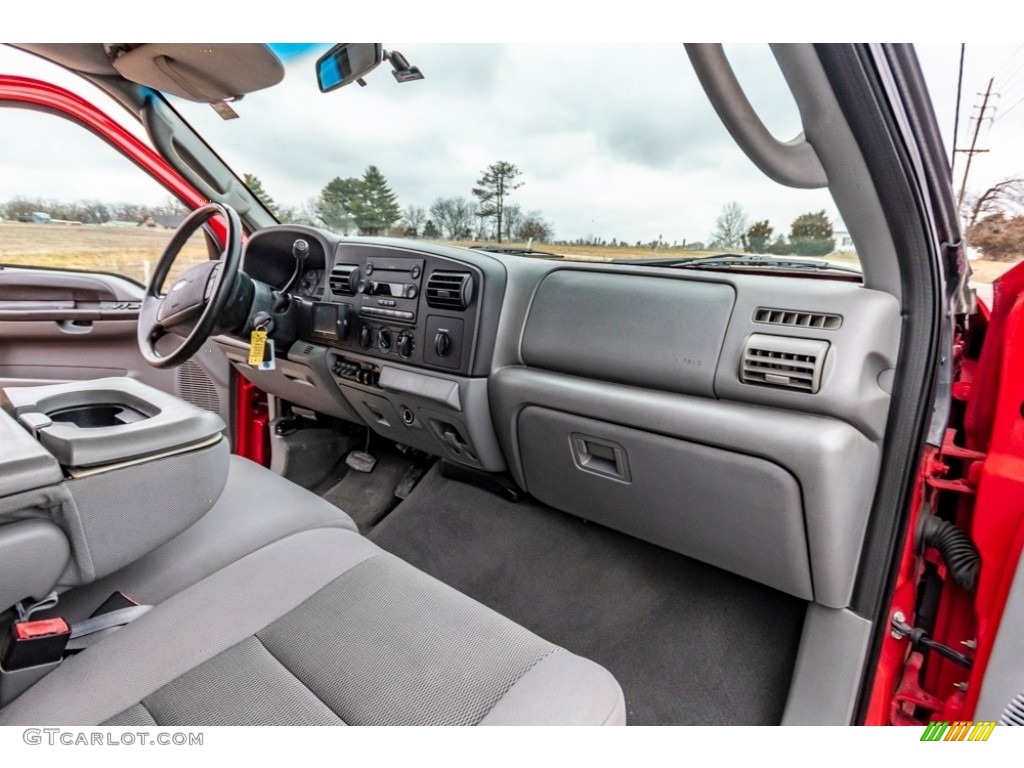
xmin=0 ymin=76 xmax=208 ymax=212
xmin=866 ymin=263 xmax=1024 ymax=724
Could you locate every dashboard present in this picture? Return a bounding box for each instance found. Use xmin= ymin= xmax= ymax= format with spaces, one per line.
xmin=215 ymin=224 xmax=902 ymax=606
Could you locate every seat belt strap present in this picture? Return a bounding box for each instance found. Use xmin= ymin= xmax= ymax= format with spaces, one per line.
xmin=15 ymin=591 xmax=59 ymax=622
xmin=65 ymin=604 xmax=152 ymax=651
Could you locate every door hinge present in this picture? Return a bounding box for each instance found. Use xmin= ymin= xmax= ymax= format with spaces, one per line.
xmin=924 ymin=428 xmax=986 ymax=495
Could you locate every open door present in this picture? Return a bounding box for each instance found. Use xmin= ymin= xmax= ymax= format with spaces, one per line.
xmin=0 ymin=73 xmax=232 ymax=426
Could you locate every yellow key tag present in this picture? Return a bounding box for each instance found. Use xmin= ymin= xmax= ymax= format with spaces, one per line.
xmin=248 ymin=329 xmax=267 ymax=366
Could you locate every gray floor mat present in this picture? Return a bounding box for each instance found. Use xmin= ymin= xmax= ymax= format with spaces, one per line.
xmin=369 ymin=465 xmax=806 ymax=725
xmin=318 ymin=451 xmax=414 ymax=533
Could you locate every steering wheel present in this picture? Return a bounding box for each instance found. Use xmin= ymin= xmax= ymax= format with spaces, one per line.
xmin=138 ymin=203 xmax=243 ymax=368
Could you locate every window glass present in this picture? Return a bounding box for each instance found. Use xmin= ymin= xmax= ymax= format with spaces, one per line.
xmin=0 ymin=45 xmax=208 ymax=287
xmin=0 ymin=108 xmax=208 ymax=287
xmin=170 ymin=43 xmax=857 ymax=271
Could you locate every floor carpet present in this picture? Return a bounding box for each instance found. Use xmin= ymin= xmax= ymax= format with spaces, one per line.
xmin=369 ymin=465 xmax=807 ymax=725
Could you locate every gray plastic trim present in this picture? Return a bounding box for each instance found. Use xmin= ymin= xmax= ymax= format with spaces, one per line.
xmin=0 ymin=410 xmax=63 ymax=497
xmin=0 ymin=519 xmax=70 ymax=612
xmin=686 ymin=44 xmax=828 ymax=189
xmin=380 ymin=366 xmax=461 ymax=411
xmin=142 ymin=97 xmax=274 ymax=231
xmin=491 ymin=367 xmax=879 ymax=608
xmin=494 ymin=261 xmax=899 ymax=442
xmin=332 ymin=351 xmax=505 ymax=472
xmin=772 ymin=44 xmax=902 ymax=300
xmin=214 ymin=337 xmax=362 ymax=425
xmin=781 ymin=604 xmax=872 ymax=724
xmin=2 ymin=377 xmax=225 ymax=468
xmin=0 ymin=658 xmax=62 ymax=710
xmin=715 ymin=278 xmax=899 ymax=441
xmin=521 ymin=271 xmax=733 ymax=397
xmin=976 ymin=550 xmax=1024 ymax=721
xmin=519 ymin=406 xmax=813 ymax=599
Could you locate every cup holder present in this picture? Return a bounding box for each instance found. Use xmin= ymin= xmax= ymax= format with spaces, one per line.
xmin=47 ymin=404 xmax=148 ymax=428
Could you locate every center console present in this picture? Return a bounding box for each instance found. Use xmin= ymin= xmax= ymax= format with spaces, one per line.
xmin=305 ymin=243 xmax=484 ymax=377
xmin=0 ymin=377 xmax=229 ymax=588
xmin=304 ymin=241 xmax=506 ymax=471
xmin=217 ymin=234 xmax=509 ymax=473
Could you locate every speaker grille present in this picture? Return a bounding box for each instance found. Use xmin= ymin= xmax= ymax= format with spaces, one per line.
xmin=176 ymin=359 xmax=221 ymax=413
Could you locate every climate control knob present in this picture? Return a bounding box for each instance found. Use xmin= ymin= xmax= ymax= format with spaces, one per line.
xmin=359 ymin=325 xmax=373 ymax=349
xmin=434 ymin=331 xmax=451 ymax=357
xmin=378 ymin=328 xmax=393 ymax=353
xmin=397 ymin=332 xmax=414 ymax=358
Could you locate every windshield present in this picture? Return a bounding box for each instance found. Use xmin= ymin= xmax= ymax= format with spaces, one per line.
xmin=169 ymin=44 xmax=856 ymax=269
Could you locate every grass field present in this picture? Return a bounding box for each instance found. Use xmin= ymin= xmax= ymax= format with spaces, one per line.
xmin=0 ymin=221 xmax=208 ymax=285
xmin=1 ymin=221 xmax=1017 ymax=286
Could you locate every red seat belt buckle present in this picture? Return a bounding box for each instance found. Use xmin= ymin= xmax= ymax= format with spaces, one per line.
xmin=1 ymin=618 xmax=70 ymax=671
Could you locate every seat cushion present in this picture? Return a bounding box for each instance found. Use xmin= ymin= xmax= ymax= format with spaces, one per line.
xmin=46 ymin=455 xmax=359 ymax=623
xmin=0 ymin=528 xmax=625 ymax=726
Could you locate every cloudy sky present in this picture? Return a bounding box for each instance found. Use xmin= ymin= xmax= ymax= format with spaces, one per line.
xmin=1 ymin=40 xmax=1021 ymax=245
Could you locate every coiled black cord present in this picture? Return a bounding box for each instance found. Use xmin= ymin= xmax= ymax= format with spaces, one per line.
xmin=918 ymin=514 xmax=981 ymax=593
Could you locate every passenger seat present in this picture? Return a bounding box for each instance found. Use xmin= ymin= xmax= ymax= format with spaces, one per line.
xmin=0 ymin=456 xmax=625 ymax=726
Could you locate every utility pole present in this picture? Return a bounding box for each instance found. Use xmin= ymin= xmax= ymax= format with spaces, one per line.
xmin=955 ymin=78 xmax=995 ymax=212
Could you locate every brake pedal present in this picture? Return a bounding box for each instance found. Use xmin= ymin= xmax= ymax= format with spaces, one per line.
xmin=345 ymin=450 xmax=377 ymax=473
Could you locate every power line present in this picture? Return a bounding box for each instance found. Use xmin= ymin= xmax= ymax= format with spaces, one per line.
xmin=996 ymin=92 xmax=1024 ymax=121
xmin=993 ymin=43 xmax=1024 ymax=81
xmin=995 ymin=69 xmax=1024 ymax=108
xmin=995 ymin=47 xmax=1024 ymax=87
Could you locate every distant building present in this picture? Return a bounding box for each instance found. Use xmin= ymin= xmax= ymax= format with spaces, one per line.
xmin=139 ymin=214 xmax=186 ymax=229
xmin=16 ymin=211 xmax=51 ymax=223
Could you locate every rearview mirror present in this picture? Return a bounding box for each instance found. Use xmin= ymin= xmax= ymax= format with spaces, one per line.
xmin=316 ymin=43 xmax=383 ymax=92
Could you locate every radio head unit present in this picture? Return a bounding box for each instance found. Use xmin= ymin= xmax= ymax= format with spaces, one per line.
xmin=355 ymin=257 xmax=424 ymax=324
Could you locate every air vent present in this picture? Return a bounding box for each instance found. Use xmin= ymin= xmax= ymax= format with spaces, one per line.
xmin=741 ymin=334 xmax=829 ymax=394
xmin=329 ymin=264 xmax=359 ymax=296
xmin=753 ymin=307 xmax=842 ymax=330
xmin=426 ymin=271 xmax=474 ymax=310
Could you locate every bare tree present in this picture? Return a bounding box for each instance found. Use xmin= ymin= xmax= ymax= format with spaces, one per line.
xmin=402 ymin=205 xmax=426 ymax=236
xmin=503 ymin=204 xmax=523 ymax=242
xmin=516 ymin=211 xmax=553 ymax=242
xmin=280 ymin=197 xmax=323 ymax=227
xmin=710 ymin=202 xmax=749 ymax=250
xmin=964 ymin=177 xmax=1024 ymax=229
xmin=429 ymin=196 xmax=475 ymax=240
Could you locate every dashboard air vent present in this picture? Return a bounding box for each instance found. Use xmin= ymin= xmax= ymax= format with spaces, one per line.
xmin=426 ymin=271 xmax=474 ymax=310
xmin=329 ymin=264 xmax=359 ymax=297
xmin=741 ymin=334 xmax=829 ymax=394
xmin=753 ymin=307 xmax=842 ymax=330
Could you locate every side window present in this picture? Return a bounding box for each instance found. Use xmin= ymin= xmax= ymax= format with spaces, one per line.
xmin=0 ymin=107 xmax=210 ymax=287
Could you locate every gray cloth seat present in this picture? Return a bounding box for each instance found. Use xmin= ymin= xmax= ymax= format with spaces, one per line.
xmin=0 ymin=457 xmax=625 ymax=726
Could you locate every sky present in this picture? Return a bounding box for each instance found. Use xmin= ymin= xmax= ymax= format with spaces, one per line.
xmin=1 ymin=28 xmax=1022 ymax=244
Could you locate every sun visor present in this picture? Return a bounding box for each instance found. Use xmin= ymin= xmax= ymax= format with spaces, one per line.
xmin=112 ymin=43 xmax=284 ymax=102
